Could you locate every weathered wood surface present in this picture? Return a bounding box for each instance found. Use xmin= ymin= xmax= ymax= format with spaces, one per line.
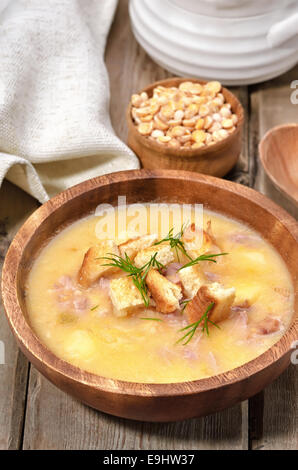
xmin=252 ymin=67 xmax=298 ymax=219
xmin=0 ymin=182 xmax=38 ymax=449
xmin=249 ymin=67 xmax=298 ymax=450
xmin=0 ymin=0 xmax=297 ymax=450
xmin=23 ymin=367 xmax=245 ymax=450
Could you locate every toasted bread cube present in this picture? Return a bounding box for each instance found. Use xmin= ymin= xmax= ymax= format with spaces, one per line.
xmin=118 ymin=234 xmax=158 ymax=260
xmin=179 ymin=265 xmax=205 ymax=298
xmin=134 ymin=242 xmax=174 ymax=268
xmin=182 ymin=221 xmax=220 ymax=259
xmin=185 ymin=282 xmax=235 ymax=324
xmin=146 ymin=268 xmax=182 ymax=314
xmin=109 ymin=276 xmax=145 ymax=317
xmin=78 ymin=241 xmax=119 ymax=288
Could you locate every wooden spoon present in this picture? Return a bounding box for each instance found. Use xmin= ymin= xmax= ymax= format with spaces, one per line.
xmin=259 ymin=123 xmax=298 ymax=206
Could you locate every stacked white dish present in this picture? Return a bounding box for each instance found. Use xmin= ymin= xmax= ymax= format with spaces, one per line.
xmin=129 ymin=0 xmax=298 ymax=85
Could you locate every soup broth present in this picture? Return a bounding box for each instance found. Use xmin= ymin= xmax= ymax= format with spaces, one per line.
xmin=25 ymin=205 xmax=294 ymax=383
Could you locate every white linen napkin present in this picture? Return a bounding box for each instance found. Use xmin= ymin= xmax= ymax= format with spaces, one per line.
xmin=0 ymin=0 xmax=139 ymax=203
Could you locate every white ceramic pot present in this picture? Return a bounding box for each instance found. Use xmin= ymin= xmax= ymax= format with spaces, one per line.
xmin=129 ymin=0 xmax=298 ymax=85
xmin=171 ymin=0 xmax=293 ymax=18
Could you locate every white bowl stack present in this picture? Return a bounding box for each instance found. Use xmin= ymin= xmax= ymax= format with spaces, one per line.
xmin=129 ymin=0 xmax=298 ymax=85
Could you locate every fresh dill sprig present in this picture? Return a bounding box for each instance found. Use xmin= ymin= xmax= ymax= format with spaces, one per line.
xmin=98 ymin=252 xmax=164 ymax=307
xmin=178 ymin=252 xmax=228 ymax=270
xmin=99 ymin=252 xmax=140 ymax=275
xmin=180 ymin=299 xmax=191 ymax=313
xmin=176 ymin=302 xmax=219 ymax=345
xmin=140 ymin=252 xmax=164 ymax=279
xmin=90 ymin=305 xmax=99 ymax=311
xmin=154 ymin=224 xmax=192 ymax=261
xmin=134 ymin=252 xmax=165 ymax=306
xmin=139 ymin=317 xmax=163 ymax=322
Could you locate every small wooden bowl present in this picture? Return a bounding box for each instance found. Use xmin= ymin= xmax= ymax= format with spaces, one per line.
xmin=2 ymin=170 xmax=297 ymax=422
xmin=259 ymin=123 xmax=298 ymax=207
xmin=126 ymin=78 xmax=244 ymax=177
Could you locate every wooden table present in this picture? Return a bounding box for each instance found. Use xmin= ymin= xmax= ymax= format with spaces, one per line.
xmin=0 ymin=1 xmax=297 ymax=450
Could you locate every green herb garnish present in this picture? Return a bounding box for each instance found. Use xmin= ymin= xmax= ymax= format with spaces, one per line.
xmin=98 ymin=252 xmax=164 ymax=307
xmin=180 ymin=299 xmax=191 ymax=313
xmin=176 ymin=302 xmax=219 ymax=345
xmin=179 ymin=252 xmax=228 ymax=270
xmin=139 ymin=317 xmax=163 ymax=322
xmin=90 ymin=305 xmax=99 ymax=311
xmin=154 ymin=224 xmax=192 ymax=261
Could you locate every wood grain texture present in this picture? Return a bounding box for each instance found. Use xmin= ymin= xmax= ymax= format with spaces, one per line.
xmin=2 ymin=170 xmax=298 ymax=423
xmin=23 ymin=367 xmax=244 ymax=450
xmin=0 ymin=0 xmax=297 ymax=450
xmin=19 ymin=0 xmax=250 ymax=449
xmin=259 ymin=123 xmax=298 ymax=206
xmin=253 ymin=65 xmax=298 ymax=219
xmin=251 ymin=365 xmax=298 ymax=450
xmin=249 ymin=65 xmax=298 ymax=450
xmin=0 ymin=181 xmax=38 ymax=449
xmin=105 ymin=0 xmax=173 ymax=143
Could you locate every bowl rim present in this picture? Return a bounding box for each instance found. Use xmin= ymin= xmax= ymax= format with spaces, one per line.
xmin=2 ymin=169 xmax=298 ymax=398
xmin=259 ymin=122 xmax=298 ymax=206
xmin=126 ymin=77 xmax=245 ymax=158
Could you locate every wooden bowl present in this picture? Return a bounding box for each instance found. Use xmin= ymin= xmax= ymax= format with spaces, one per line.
xmin=259 ymin=123 xmax=298 ymax=207
xmin=2 ymin=170 xmax=297 ymax=422
xmin=126 ymin=78 xmax=244 ymax=177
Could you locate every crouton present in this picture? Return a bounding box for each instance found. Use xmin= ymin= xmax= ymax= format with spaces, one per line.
xmin=146 ymin=268 xmax=182 ymax=314
xmin=109 ymin=276 xmax=145 ymax=317
xmin=118 ymin=234 xmax=158 ymax=260
xmin=78 ymin=240 xmax=119 ymax=288
xmin=179 ymin=265 xmax=205 ymax=298
xmin=182 ymin=221 xmax=220 ymax=259
xmin=185 ymin=282 xmax=235 ymax=324
xmin=134 ymin=242 xmax=174 ymax=268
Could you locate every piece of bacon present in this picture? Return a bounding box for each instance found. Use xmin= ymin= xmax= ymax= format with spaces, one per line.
xmin=164 ymin=263 xmax=183 ymax=285
xmin=231 ymin=300 xmax=251 ymax=313
xmin=183 ymin=348 xmax=198 ymax=361
xmin=204 ymin=271 xmax=220 ymax=282
xmin=231 ymin=311 xmax=248 ymax=336
xmin=98 ymin=277 xmax=111 ymax=294
xmin=53 ymin=276 xmax=89 ymax=314
xmin=254 ymin=316 xmax=281 ymax=335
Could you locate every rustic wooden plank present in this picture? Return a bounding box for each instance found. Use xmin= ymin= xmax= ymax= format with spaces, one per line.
xmin=226 ymin=86 xmax=250 ymax=185
xmin=0 ymin=180 xmax=38 ymax=449
xmin=22 ymin=0 xmax=248 ymax=450
xmin=106 ymin=0 xmax=249 ymax=450
xmin=226 ymin=85 xmax=251 ymax=451
xmin=252 ymin=65 xmax=298 ymax=219
xmin=95 ymin=405 xmax=244 ymax=450
xmin=249 ymin=65 xmax=298 ymax=450
xmin=250 ymin=366 xmax=298 ymax=450
xmin=23 ymin=367 xmax=103 ymax=450
xmin=23 ymin=366 xmax=245 ymax=450
xmin=248 ymin=391 xmax=264 ymax=443
xmin=105 ymin=0 xmax=173 ymax=144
